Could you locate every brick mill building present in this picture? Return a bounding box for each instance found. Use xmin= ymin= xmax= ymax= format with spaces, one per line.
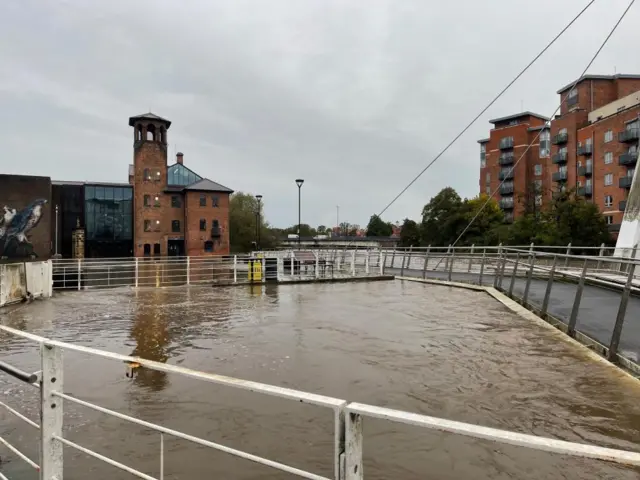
xmin=129 ymin=113 xmax=233 ymax=257
xmin=479 ymin=74 xmax=640 ymax=233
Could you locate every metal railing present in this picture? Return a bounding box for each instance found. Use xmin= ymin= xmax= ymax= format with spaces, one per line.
xmin=1 ymin=324 xmax=640 ymax=479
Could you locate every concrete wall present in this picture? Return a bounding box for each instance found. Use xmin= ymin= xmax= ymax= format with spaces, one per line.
xmin=0 ymin=260 xmax=52 ymax=306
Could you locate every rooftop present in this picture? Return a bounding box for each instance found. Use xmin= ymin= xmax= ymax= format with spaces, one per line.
xmin=477 ymin=138 xmax=490 ymax=144
xmin=128 ymin=112 xmax=172 ymax=128
xmin=183 ymin=178 xmax=234 ymax=194
xmin=52 ymin=180 xmax=132 ymax=187
xmin=488 ymin=111 xmax=549 ymax=125
xmin=556 ymin=74 xmax=640 ymax=94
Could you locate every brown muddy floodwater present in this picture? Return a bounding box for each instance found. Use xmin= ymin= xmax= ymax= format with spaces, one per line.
xmin=1 ymin=280 xmax=640 ymax=479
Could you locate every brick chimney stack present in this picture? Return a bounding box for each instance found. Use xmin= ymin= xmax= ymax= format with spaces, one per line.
xmin=176 ymin=152 xmax=184 ymax=165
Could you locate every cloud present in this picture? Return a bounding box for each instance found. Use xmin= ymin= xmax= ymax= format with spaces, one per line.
xmin=1 ymin=0 xmax=639 ymax=228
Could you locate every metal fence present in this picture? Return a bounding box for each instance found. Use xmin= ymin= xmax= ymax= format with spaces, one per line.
xmin=1 ymin=324 xmax=640 ymax=479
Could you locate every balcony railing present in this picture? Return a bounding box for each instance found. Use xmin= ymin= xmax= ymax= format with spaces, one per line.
xmin=619 ymin=152 xmax=638 ymax=166
xmin=577 ymin=144 xmax=592 ymax=156
xmin=499 ymin=154 xmax=515 ymax=165
xmin=500 ymin=184 xmax=514 ymax=195
xmin=552 ymin=132 xmax=568 ymax=145
xmin=577 ymin=185 xmax=592 ymax=197
xmin=618 ymin=128 xmax=640 ymax=143
xmin=499 ymin=137 xmax=514 ymax=150
xmin=499 ymin=199 xmax=514 ymax=210
xmin=577 ymin=164 xmax=592 ymax=176
xmin=620 ymin=200 xmax=627 ymax=211
xmin=619 ymin=176 xmax=633 ymax=188
xmin=552 ymin=152 xmax=568 ymax=164
xmin=499 ymin=170 xmax=514 ymax=181
xmin=552 ymin=171 xmax=568 ymax=182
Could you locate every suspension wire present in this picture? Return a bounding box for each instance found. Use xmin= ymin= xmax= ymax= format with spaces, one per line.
xmin=374 ymin=0 xmax=598 ymax=219
xmin=440 ymin=0 xmax=635 ymax=262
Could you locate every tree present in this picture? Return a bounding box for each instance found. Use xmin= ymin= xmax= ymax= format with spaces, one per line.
xmin=421 ymin=187 xmax=462 ymax=246
xmin=399 ymin=219 xmax=421 ymax=247
xmin=366 ymin=214 xmax=393 ymax=237
xmin=229 ymin=192 xmax=277 ymax=252
xmin=283 ymin=224 xmax=316 ymax=237
xmin=454 ymin=194 xmax=505 ymax=246
xmin=317 ymin=225 xmax=328 ymax=235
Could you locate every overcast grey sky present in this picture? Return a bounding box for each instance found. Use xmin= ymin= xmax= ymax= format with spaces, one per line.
xmin=1 ymin=0 xmax=640 ymax=228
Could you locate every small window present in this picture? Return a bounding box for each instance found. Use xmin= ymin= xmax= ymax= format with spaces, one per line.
xmin=485 ymin=172 xmax=490 ymax=184
xmin=534 ymin=164 xmax=542 ymax=176
xmin=485 ymin=186 xmax=491 ymax=195
xmin=605 ymin=215 xmax=613 ymax=225
xmin=153 ymin=243 xmax=161 ymax=255
xmin=143 ymin=169 xmax=151 ymax=181
xmin=154 ymin=220 xmax=161 ymax=232
xmin=480 ymin=144 xmax=486 ymax=168
xmin=153 ymin=169 xmax=161 ymax=182
xmin=144 ymin=220 xmax=151 ymax=232
xmin=212 ymin=196 xmax=219 ymax=207
xmin=604 ymin=152 xmax=613 ymax=164
xmin=535 ymin=195 xmax=542 ymax=206
xmin=200 ymin=194 xmax=206 ymax=207
xmin=568 ymin=88 xmax=578 ymax=98
xmin=539 ymin=130 xmax=550 ymax=157
xmin=154 ymin=195 xmax=161 ymax=207
xmin=171 ymin=196 xmax=181 ymax=208
xmin=171 ymin=220 xmax=180 ymax=233
xmin=143 ymin=195 xmax=151 ymax=207
xmin=559 ymin=128 xmax=567 ymax=135
xmin=604 ymin=130 xmax=613 ymax=143
xmin=212 ymin=220 xmax=220 ymax=229
xmin=204 ymin=240 xmax=214 ymax=252
xmin=200 ymin=219 xmax=206 ymax=231
xmin=143 ymin=244 xmax=151 ymax=256
xmin=604 ymin=173 xmax=613 ymax=186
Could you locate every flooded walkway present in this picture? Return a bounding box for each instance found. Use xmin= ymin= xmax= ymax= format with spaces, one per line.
xmin=1 ymin=281 xmax=640 ymax=479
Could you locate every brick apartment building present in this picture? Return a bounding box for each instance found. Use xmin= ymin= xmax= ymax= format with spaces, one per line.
xmin=129 ymin=113 xmax=233 ymax=257
xmin=480 ymin=74 xmax=640 ymax=232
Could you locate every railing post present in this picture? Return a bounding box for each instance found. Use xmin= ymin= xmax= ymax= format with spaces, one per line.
xmin=379 ymin=250 xmax=384 ymax=275
xmin=596 ymin=242 xmax=605 ymax=270
xmin=345 ymin=412 xmax=363 ymax=480
xmin=523 ymin=253 xmax=535 ymax=305
xmin=564 ymin=243 xmax=571 ymax=268
xmin=422 ymin=245 xmax=431 ymax=279
xmin=262 ymin=257 xmax=266 ymax=284
xmin=508 ymin=252 xmax=520 ymax=297
xmin=365 ymin=250 xmax=370 ymax=275
xmin=41 ymin=343 xmax=63 ymax=480
xmin=135 ymin=258 xmax=139 ymax=288
xmin=608 ymin=262 xmax=636 ymax=361
xmin=351 ymin=251 xmax=356 ymax=277
xmin=493 ymin=245 xmax=502 ymax=288
xmin=77 ymin=258 xmax=81 ymax=291
xmin=478 ymin=248 xmax=486 ymax=285
xmin=291 ymin=255 xmax=295 ymax=277
xmin=468 ymin=244 xmax=475 ymax=273
xmin=400 ymin=249 xmax=406 ymax=276
xmin=444 ymin=244 xmax=452 ymax=272
xmin=316 ymin=252 xmax=320 ymax=279
xmin=186 ymin=257 xmax=191 ymax=286
xmin=381 ymin=250 xmax=387 ymax=275
xmin=390 ymin=247 xmax=396 ymax=269
xmin=568 ymin=259 xmax=588 ymax=337
xmin=541 ymin=255 xmax=557 ymax=318
xmin=447 ymin=248 xmax=454 ymax=282
xmin=233 ymin=256 xmax=237 ymax=283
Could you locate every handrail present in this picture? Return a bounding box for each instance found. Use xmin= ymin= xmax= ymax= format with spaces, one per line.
xmin=0 ymin=361 xmax=37 ymax=384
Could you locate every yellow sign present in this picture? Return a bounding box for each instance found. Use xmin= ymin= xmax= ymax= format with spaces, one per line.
xmin=248 ymin=259 xmax=262 ymax=283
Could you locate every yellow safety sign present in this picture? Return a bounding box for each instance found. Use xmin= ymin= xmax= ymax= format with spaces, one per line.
xmin=248 ymin=259 xmax=262 ymax=283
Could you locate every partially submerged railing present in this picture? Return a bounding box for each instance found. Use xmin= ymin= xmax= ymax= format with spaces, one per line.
xmin=1 ymin=325 xmax=640 ymax=479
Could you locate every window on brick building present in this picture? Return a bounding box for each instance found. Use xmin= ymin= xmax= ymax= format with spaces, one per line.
xmin=147 ymin=124 xmax=156 ymax=142
xmin=485 ymin=186 xmax=491 ymax=195
xmin=200 ymin=194 xmax=206 ymax=207
xmin=154 ymin=220 xmax=161 ymax=232
xmin=200 ymin=219 xmax=206 ymax=231
xmin=604 ymin=195 xmax=613 ymax=208
xmin=171 ymin=196 xmax=181 ymax=208
xmin=143 ymin=195 xmax=151 ymax=207
xmin=604 ymin=152 xmax=613 ymax=164
xmin=485 ymin=172 xmax=490 ymax=184
xmin=212 ymin=196 xmax=219 ymax=207
xmin=586 ymin=178 xmax=592 ymax=187
xmin=604 ymin=130 xmax=613 ymax=143
xmin=153 ymin=243 xmax=161 ymax=255
xmin=480 ymin=144 xmax=486 ymax=168
xmin=604 ymin=173 xmax=613 ymax=186
xmin=154 ymin=195 xmax=161 ymax=207
xmin=534 ymin=180 xmax=542 ymax=190
xmin=605 ymin=215 xmax=613 ymax=225
xmin=143 ymin=169 xmax=151 ymax=181
xmin=535 ymin=195 xmax=542 ymax=206
xmin=559 ymin=165 xmax=567 ymax=174
xmin=152 ymin=169 xmax=161 ymax=182
xmin=534 ymin=164 xmax=542 ymax=176
xmin=143 ymin=244 xmax=151 ymax=256
xmin=171 ymin=220 xmax=180 ymax=232
xmin=204 ymin=240 xmax=214 ymax=252
xmin=539 ymin=130 xmax=550 ymax=157
xmin=144 ymin=220 xmax=151 ymax=232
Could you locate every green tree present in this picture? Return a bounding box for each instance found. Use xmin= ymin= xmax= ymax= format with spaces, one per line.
xmin=366 ymin=214 xmax=393 ymax=237
xmin=229 ymin=192 xmax=277 ymax=252
xmin=455 ymin=194 xmax=505 ymax=246
xmin=283 ymin=224 xmax=317 ymax=237
xmin=317 ymin=225 xmax=328 ymax=235
xmin=399 ymin=219 xmax=421 ymax=247
xmin=421 ymin=187 xmax=462 ymax=246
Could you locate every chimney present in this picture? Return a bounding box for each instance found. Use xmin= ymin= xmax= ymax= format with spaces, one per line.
xmin=176 ymin=152 xmax=184 ymax=165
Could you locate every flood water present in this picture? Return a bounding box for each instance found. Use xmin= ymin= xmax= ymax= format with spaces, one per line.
xmin=1 ymin=280 xmax=640 ymax=479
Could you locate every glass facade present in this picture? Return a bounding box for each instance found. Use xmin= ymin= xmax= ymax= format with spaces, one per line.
xmin=84 ymin=185 xmax=133 ymax=257
xmin=167 ymin=163 xmax=201 ymax=186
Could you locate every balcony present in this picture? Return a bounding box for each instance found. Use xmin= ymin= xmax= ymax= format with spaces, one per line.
xmin=618 ymin=128 xmax=640 ymax=143
xmin=619 ymin=152 xmax=638 ymax=166
xmin=552 ymin=171 xmax=568 ymax=182
xmin=552 ymin=132 xmax=568 ymax=145
xmin=619 ymin=176 xmax=633 ymax=188
xmin=499 ymin=137 xmax=514 ymax=150
xmin=499 ymin=170 xmax=514 ymax=181
xmin=499 ymin=199 xmax=514 ymax=210
xmin=500 ymin=184 xmax=514 ymax=195
xmin=552 ymin=152 xmax=568 ymax=164
xmin=577 ymin=144 xmax=592 ymax=156
xmin=619 ymin=200 xmax=627 ymax=211
xmin=577 ymin=185 xmax=592 ymax=197
xmin=608 ymin=223 xmax=621 ymax=233
xmin=499 ymin=153 xmax=514 ymax=165
xmin=577 ymin=164 xmax=592 ymax=176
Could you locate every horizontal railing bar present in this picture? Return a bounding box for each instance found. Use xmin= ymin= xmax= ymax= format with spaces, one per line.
xmin=54 ymin=392 xmax=332 ymax=480
xmin=54 ymin=435 xmax=157 ymax=480
xmin=0 ymin=471 xmax=9 ymax=480
xmin=0 ymin=435 xmax=40 ymax=470
xmin=0 ymin=401 xmax=39 ymax=429
xmin=0 ymin=361 xmax=38 ymax=384
xmin=347 ymin=403 xmax=640 ymax=466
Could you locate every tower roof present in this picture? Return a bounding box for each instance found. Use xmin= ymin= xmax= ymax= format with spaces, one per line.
xmin=128 ymin=112 xmax=171 ymax=128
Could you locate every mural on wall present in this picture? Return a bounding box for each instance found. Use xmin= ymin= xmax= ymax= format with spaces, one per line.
xmin=0 ymin=199 xmax=48 ymax=259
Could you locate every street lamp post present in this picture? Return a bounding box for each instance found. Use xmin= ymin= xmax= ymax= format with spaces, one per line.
xmin=255 ymin=194 xmax=262 ymax=250
xmin=295 ymin=179 xmax=304 ymax=249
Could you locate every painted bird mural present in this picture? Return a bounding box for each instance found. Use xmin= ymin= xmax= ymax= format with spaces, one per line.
xmin=0 ymin=199 xmax=48 ymax=256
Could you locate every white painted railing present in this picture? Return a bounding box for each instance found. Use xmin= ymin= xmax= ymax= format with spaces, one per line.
xmin=1 ymin=325 xmax=640 ymax=479
xmin=0 ymin=261 xmax=53 ymax=306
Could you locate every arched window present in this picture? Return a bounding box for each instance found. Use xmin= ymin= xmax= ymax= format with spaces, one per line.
xmin=159 ymin=126 xmax=166 ymax=144
xmin=146 ymin=124 xmax=156 ymax=141
xmin=136 ymin=125 xmax=143 ymax=141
